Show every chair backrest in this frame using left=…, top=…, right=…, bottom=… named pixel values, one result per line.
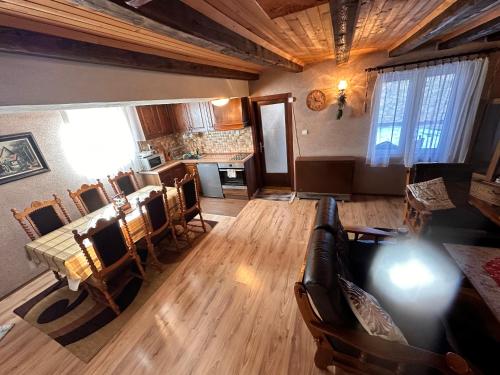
left=72, top=210, right=133, bottom=278
left=137, top=186, right=171, bottom=235
left=68, top=179, right=111, bottom=216
left=175, top=173, right=200, bottom=214
left=410, top=163, right=472, bottom=206
left=11, top=194, right=72, bottom=240
left=108, top=168, right=139, bottom=196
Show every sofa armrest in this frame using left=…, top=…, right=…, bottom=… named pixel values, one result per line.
left=344, top=225, right=396, bottom=243
left=311, top=321, right=471, bottom=374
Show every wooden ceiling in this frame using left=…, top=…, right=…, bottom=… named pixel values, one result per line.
left=0, top=0, right=499, bottom=80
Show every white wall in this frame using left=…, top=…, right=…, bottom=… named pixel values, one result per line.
left=0, top=52, right=249, bottom=109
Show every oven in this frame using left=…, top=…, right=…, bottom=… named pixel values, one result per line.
left=218, top=162, right=246, bottom=187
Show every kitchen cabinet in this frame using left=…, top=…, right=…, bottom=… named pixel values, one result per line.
left=211, top=97, right=250, bottom=131
left=167, top=102, right=214, bottom=133
left=140, top=162, right=187, bottom=187
left=136, top=105, right=174, bottom=140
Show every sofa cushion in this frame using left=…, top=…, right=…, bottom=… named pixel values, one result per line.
left=338, top=276, right=408, bottom=345
left=407, top=177, right=456, bottom=211
left=303, top=228, right=355, bottom=327
left=429, top=206, right=496, bottom=230
left=412, top=163, right=472, bottom=207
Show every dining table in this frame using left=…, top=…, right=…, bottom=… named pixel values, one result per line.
left=25, top=185, right=179, bottom=291
left=444, top=243, right=500, bottom=323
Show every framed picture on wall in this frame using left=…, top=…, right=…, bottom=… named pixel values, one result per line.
left=0, top=132, right=50, bottom=185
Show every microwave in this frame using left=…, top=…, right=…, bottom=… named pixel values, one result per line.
left=139, top=152, right=165, bottom=170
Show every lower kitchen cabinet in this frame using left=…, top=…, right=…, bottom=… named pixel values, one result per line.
left=139, top=163, right=186, bottom=187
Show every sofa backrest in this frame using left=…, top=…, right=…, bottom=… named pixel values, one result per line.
left=303, top=197, right=355, bottom=327
left=411, top=163, right=472, bottom=206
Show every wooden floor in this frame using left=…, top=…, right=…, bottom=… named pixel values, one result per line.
left=0, top=195, right=404, bottom=375
left=200, top=197, right=249, bottom=217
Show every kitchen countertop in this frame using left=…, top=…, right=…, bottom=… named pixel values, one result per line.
left=138, top=153, right=253, bottom=175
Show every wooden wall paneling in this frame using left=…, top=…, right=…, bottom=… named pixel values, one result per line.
left=93, top=0, right=303, bottom=72
left=0, top=1, right=264, bottom=74
left=389, top=0, right=499, bottom=57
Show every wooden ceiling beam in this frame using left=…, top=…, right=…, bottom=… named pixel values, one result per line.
left=439, top=16, right=500, bottom=49
left=390, top=0, right=499, bottom=57
left=329, top=0, right=360, bottom=65
left=70, top=0, right=303, bottom=72
left=0, top=26, right=259, bottom=80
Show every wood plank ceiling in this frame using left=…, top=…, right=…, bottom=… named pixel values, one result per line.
left=0, top=0, right=499, bottom=79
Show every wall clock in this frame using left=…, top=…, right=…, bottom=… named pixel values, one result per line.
left=306, top=90, right=327, bottom=111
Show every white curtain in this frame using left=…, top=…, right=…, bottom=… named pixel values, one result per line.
left=366, top=58, right=488, bottom=167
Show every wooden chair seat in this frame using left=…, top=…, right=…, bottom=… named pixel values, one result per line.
left=73, top=210, right=145, bottom=315
left=174, top=173, right=206, bottom=244
left=137, top=185, right=179, bottom=270
left=68, top=180, right=111, bottom=216
left=108, top=168, right=140, bottom=196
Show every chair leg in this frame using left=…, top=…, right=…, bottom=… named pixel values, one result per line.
left=146, top=239, right=164, bottom=272
left=52, top=270, right=62, bottom=281
left=103, top=289, right=121, bottom=316
left=170, top=222, right=181, bottom=251
left=198, top=211, right=207, bottom=233
left=314, top=345, right=334, bottom=370
left=182, top=219, right=191, bottom=245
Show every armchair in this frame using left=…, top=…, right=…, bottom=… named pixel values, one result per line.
left=296, top=197, right=472, bottom=374
left=404, top=163, right=498, bottom=246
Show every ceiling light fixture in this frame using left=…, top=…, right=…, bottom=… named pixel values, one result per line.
left=211, top=98, right=230, bottom=107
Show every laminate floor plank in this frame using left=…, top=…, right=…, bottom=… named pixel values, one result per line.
left=0, top=197, right=403, bottom=375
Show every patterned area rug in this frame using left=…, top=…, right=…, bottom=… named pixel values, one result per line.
left=13, top=220, right=216, bottom=363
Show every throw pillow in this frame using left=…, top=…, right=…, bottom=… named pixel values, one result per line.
left=407, top=177, right=456, bottom=211
left=338, top=275, right=408, bottom=345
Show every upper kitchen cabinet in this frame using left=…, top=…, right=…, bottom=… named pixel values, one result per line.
left=168, top=102, right=214, bottom=133
left=211, top=97, right=250, bottom=131
left=136, top=105, right=174, bottom=140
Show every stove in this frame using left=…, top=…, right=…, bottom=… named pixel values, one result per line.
left=231, top=153, right=249, bottom=161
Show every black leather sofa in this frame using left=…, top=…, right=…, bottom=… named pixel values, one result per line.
left=295, top=197, right=473, bottom=374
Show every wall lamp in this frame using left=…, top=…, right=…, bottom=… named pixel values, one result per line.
left=337, top=80, right=348, bottom=120
left=211, top=98, right=230, bottom=107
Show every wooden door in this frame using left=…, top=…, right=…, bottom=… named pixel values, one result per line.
left=251, top=94, right=294, bottom=188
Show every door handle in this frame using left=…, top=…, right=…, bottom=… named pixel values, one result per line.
left=259, top=142, right=264, bottom=153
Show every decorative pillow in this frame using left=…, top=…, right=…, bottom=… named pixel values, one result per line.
left=338, top=275, right=408, bottom=345
left=407, top=177, right=456, bottom=211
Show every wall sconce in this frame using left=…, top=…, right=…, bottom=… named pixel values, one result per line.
left=211, top=98, right=230, bottom=106
left=337, top=80, right=348, bottom=120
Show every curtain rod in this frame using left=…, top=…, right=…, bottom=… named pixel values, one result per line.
left=365, top=48, right=499, bottom=72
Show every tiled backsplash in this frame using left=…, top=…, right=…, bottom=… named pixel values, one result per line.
left=148, top=127, right=254, bottom=158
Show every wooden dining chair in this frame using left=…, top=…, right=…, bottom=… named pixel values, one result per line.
left=108, top=168, right=140, bottom=196
left=72, top=209, right=146, bottom=315
left=68, top=179, right=111, bottom=216
left=137, top=185, right=179, bottom=270
left=174, top=173, right=206, bottom=244
left=11, top=194, right=72, bottom=241
left=12, top=194, right=72, bottom=281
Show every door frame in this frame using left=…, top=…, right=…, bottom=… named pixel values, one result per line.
left=249, top=93, right=294, bottom=190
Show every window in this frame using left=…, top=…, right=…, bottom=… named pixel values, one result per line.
left=367, top=58, right=488, bottom=167
left=60, top=107, right=136, bottom=178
